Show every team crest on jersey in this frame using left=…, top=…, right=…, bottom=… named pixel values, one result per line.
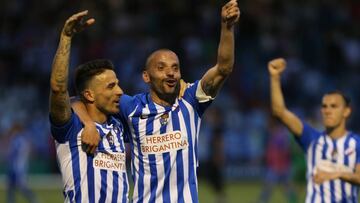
left=106, top=132, right=114, bottom=146
left=345, top=147, right=354, bottom=155
left=160, top=113, right=169, bottom=126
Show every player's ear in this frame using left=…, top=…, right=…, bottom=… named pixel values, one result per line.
left=142, top=70, right=150, bottom=83
left=83, top=89, right=95, bottom=102
left=344, top=106, right=351, bottom=118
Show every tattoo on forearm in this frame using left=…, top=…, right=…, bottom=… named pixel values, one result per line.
left=50, top=93, right=71, bottom=124
left=58, top=43, right=70, bottom=55
left=49, top=37, right=71, bottom=124
left=52, top=40, right=71, bottom=88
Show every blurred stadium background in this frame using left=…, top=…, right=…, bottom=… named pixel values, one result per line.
left=0, top=0, right=359, bottom=202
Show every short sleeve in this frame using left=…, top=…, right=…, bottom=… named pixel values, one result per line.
left=115, top=94, right=137, bottom=142
left=295, top=121, right=322, bottom=151
left=118, top=94, right=136, bottom=118
left=50, top=111, right=82, bottom=143
left=182, top=80, right=213, bottom=117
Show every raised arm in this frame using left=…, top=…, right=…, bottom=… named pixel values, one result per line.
left=49, top=11, right=95, bottom=125
left=269, top=58, right=303, bottom=136
left=201, top=0, right=240, bottom=97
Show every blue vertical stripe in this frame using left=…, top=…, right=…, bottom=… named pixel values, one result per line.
left=87, top=156, right=95, bottom=203
left=132, top=107, right=144, bottom=203
left=351, top=133, right=357, bottom=202
left=310, top=138, right=319, bottom=203
left=160, top=108, right=171, bottom=203
left=99, top=170, right=108, bottom=203
left=179, top=102, right=198, bottom=202
left=70, top=146, right=82, bottom=203
left=172, top=106, right=184, bottom=203
left=67, top=190, right=74, bottom=203
left=342, top=135, right=351, bottom=202
left=162, top=152, right=171, bottom=202
left=320, top=136, right=328, bottom=203
left=194, top=112, right=199, bottom=166
left=146, top=102, right=158, bottom=203
left=330, top=140, right=336, bottom=202
left=122, top=172, right=128, bottom=203
left=111, top=171, right=119, bottom=203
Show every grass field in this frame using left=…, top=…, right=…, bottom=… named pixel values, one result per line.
left=0, top=180, right=307, bottom=203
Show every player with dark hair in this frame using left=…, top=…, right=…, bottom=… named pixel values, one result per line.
left=49, top=11, right=128, bottom=202
left=269, top=58, right=360, bottom=202
left=75, top=1, right=240, bottom=202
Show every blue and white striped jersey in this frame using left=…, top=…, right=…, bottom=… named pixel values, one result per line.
left=50, top=112, right=129, bottom=203
left=296, top=122, right=360, bottom=203
left=118, top=80, right=212, bottom=203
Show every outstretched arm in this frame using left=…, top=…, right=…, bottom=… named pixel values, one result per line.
left=49, top=10, right=95, bottom=125
left=201, top=0, right=240, bottom=97
left=269, top=58, right=303, bottom=136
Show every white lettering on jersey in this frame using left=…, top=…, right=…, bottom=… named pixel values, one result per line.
left=140, top=130, right=188, bottom=155
left=93, top=152, right=126, bottom=172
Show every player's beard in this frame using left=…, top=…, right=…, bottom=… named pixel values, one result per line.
left=151, top=81, right=179, bottom=105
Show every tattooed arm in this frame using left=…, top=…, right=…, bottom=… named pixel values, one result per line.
left=49, top=10, right=95, bottom=125
left=200, top=0, right=240, bottom=97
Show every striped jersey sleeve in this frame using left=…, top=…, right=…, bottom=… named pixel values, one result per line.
left=295, top=121, right=322, bottom=151
left=182, top=80, right=213, bottom=116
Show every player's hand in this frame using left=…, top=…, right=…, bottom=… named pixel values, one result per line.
left=313, top=168, right=340, bottom=184
left=222, top=0, right=240, bottom=28
left=178, top=79, right=187, bottom=98
left=268, top=58, right=286, bottom=76
left=62, top=10, right=95, bottom=37
left=81, top=122, right=100, bottom=154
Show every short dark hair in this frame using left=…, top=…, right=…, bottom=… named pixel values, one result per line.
left=324, top=90, right=351, bottom=107
left=75, top=59, right=115, bottom=96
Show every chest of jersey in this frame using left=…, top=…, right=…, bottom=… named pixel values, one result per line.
left=311, top=136, right=357, bottom=172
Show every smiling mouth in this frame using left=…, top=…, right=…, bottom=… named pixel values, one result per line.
left=165, top=79, right=177, bottom=87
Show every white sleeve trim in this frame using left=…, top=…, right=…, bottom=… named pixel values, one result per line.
left=195, top=80, right=215, bottom=103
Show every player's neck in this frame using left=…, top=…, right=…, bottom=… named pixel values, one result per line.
left=326, top=124, right=347, bottom=139
left=150, top=91, right=176, bottom=107
left=86, top=105, right=107, bottom=124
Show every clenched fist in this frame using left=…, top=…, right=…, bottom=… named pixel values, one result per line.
left=222, top=0, right=240, bottom=29
left=268, top=58, right=286, bottom=76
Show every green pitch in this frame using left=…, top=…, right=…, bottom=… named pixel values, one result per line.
left=0, top=181, right=306, bottom=203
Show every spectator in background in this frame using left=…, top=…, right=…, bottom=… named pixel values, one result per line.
left=258, top=117, right=296, bottom=203
left=6, top=123, right=38, bottom=203
left=206, top=107, right=226, bottom=203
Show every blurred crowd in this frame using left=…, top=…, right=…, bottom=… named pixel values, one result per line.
left=0, top=0, right=359, bottom=182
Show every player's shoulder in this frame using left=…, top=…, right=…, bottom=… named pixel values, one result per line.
left=349, top=132, right=360, bottom=142
left=181, top=80, right=199, bottom=99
